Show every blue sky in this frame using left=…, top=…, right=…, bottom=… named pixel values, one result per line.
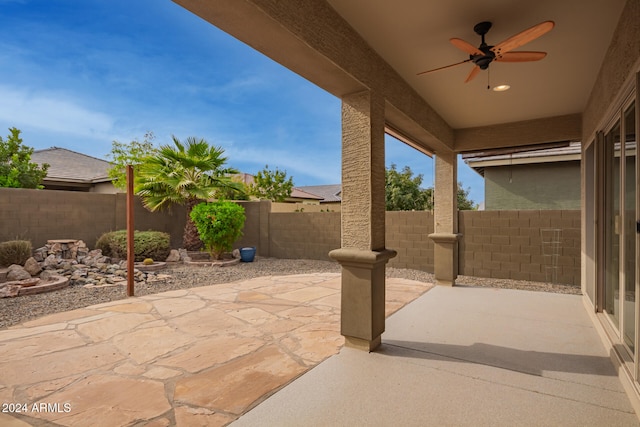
left=0, top=0, right=484, bottom=204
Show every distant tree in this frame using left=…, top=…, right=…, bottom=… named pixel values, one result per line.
left=457, top=184, right=477, bottom=210
left=0, top=127, right=49, bottom=189
left=134, top=136, right=242, bottom=250
left=106, top=131, right=157, bottom=190
left=385, top=164, right=430, bottom=211
left=385, top=164, right=476, bottom=211
left=248, top=165, right=294, bottom=202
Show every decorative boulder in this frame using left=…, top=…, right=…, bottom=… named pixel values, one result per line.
left=33, top=246, right=48, bottom=262
left=23, top=257, right=42, bottom=276
left=0, top=284, right=21, bottom=298
left=166, top=249, right=180, bottom=262
left=6, top=264, right=31, bottom=281
left=43, top=254, right=60, bottom=269
left=40, top=270, right=57, bottom=281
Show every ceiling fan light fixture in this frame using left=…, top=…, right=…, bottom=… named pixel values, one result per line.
left=492, top=84, right=510, bottom=92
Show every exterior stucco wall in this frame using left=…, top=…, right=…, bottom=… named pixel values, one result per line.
left=582, top=0, right=640, bottom=141
left=90, top=182, right=119, bottom=194
left=581, top=0, right=640, bottom=300
left=485, top=161, right=581, bottom=210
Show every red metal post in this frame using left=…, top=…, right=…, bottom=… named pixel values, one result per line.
left=126, top=165, right=135, bottom=297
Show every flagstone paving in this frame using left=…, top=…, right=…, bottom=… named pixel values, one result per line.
left=0, top=273, right=433, bottom=426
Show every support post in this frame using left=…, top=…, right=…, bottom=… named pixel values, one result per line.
left=329, top=90, right=396, bottom=351
left=126, top=165, right=135, bottom=297
left=429, top=150, right=460, bottom=286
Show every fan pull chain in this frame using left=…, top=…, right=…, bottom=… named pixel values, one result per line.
left=487, top=67, right=490, bottom=90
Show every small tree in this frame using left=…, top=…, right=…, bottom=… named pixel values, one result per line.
left=0, top=128, right=49, bottom=189
left=190, top=201, right=246, bottom=259
left=134, top=136, right=242, bottom=251
left=106, top=131, right=157, bottom=190
left=248, top=165, right=294, bottom=202
left=385, top=164, right=477, bottom=211
left=385, top=164, right=430, bottom=211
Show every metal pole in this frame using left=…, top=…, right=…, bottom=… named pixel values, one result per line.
left=126, top=165, right=135, bottom=297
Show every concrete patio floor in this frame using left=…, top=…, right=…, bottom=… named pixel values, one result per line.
left=234, top=285, right=640, bottom=427
left=0, top=273, right=432, bottom=426
left=1, top=274, right=638, bottom=426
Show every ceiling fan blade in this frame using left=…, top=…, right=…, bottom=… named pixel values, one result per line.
left=495, top=51, right=547, bottom=62
left=464, top=65, right=481, bottom=83
left=417, top=59, right=471, bottom=75
left=450, top=38, right=483, bottom=55
left=491, top=21, right=554, bottom=55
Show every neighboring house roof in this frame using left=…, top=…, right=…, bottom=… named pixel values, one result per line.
left=462, top=142, right=582, bottom=177
left=289, top=188, right=324, bottom=201
left=296, top=184, right=342, bottom=203
left=31, top=147, right=113, bottom=184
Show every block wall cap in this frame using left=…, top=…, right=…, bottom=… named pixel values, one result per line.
left=329, top=248, right=397, bottom=265
left=428, top=233, right=462, bottom=243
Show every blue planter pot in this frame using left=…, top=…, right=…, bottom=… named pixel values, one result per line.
left=240, top=247, right=256, bottom=262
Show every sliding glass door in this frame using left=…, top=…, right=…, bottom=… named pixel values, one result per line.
left=603, top=101, right=637, bottom=356
left=623, top=103, right=636, bottom=353
left=604, top=121, right=621, bottom=327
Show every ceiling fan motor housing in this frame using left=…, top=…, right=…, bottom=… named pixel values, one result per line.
left=472, top=21, right=495, bottom=69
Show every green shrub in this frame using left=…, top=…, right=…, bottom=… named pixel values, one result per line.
left=95, top=230, right=170, bottom=262
left=190, top=201, right=245, bottom=260
left=0, top=240, right=32, bottom=267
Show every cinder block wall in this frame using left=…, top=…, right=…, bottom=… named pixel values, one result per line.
left=269, top=212, right=340, bottom=260
left=386, top=211, right=434, bottom=270
left=458, top=210, right=581, bottom=284
left=0, top=188, right=581, bottom=285
left=0, top=188, right=186, bottom=249
left=234, top=201, right=269, bottom=255
left=266, top=209, right=581, bottom=285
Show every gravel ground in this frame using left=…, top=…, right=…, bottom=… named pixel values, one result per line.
left=0, top=258, right=580, bottom=330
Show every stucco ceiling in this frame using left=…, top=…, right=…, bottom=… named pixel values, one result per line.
left=326, top=0, right=626, bottom=130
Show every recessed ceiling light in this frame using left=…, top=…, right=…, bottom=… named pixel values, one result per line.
left=493, top=84, right=510, bottom=92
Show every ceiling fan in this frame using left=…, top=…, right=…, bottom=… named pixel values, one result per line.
left=417, top=20, right=555, bottom=83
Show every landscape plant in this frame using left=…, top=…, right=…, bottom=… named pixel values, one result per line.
left=134, top=136, right=244, bottom=250
left=95, top=230, right=170, bottom=262
left=248, top=165, right=294, bottom=202
left=0, top=127, right=49, bottom=189
left=190, top=201, right=246, bottom=260
left=0, top=240, right=32, bottom=266
left=106, top=131, right=157, bottom=190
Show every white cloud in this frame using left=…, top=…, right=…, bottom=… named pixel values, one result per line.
left=225, top=142, right=341, bottom=184
left=0, top=85, right=114, bottom=139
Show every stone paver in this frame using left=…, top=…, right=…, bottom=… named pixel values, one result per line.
left=0, top=273, right=433, bottom=426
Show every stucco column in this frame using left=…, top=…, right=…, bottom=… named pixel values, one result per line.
left=429, top=150, right=460, bottom=286
left=329, top=90, right=396, bottom=351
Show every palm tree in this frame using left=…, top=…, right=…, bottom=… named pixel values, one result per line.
left=135, top=136, right=243, bottom=250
